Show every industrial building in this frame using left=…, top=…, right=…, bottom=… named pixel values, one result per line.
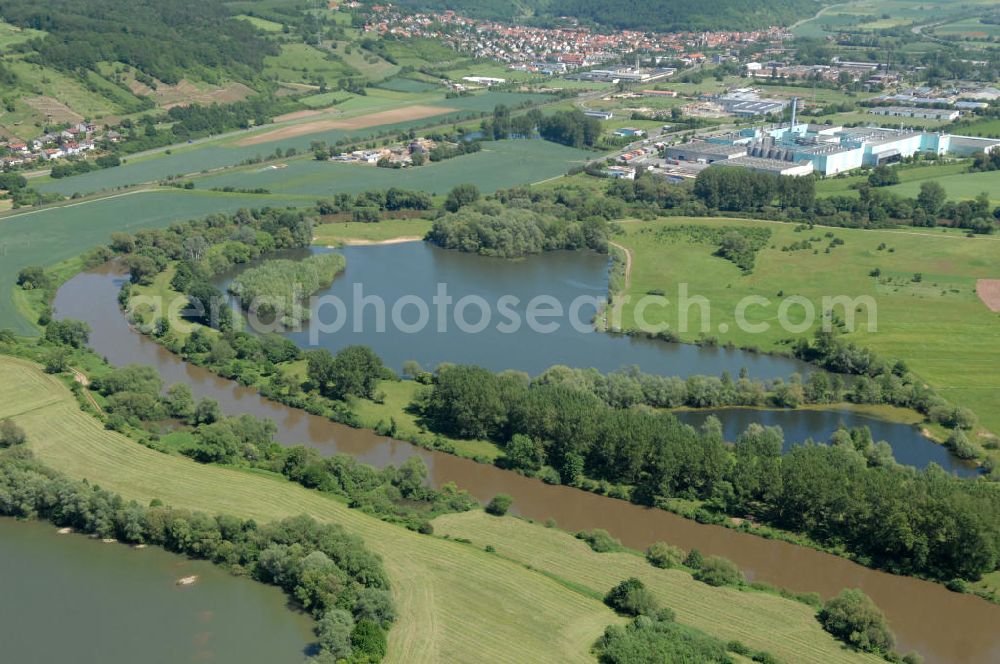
left=705, top=89, right=789, bottom=117
left=664, top=141, right=747, bottom=163
left=665, top=113, right=1000, bottom=177
left=869, top=107, right=960, bottom=121
left=566, top=66, right=674, bottom=83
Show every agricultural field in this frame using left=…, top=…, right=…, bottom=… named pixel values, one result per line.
left=196, top=139, right=597, bottom=197
left=1, top=354, right=883, bottom=664
left=791, top=0, right=997, bottom=38
left=234, top=14, right=286, bottom=32
left=614, top=217, right=1000, bottom=437
left=380, top=37, right=467, bottom=70
left=933, top=17, right=1000, bottom=39
left=0, top=190, right=301, bottom=336
left=815, top=162, right=1000, bottom=206
left=34, top=90, right=551, bottom=196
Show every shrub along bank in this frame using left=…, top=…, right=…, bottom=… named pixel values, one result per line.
left=228, top=253, right=346, bottom=328
left=0, top=447, right=392, bottom=663
left=419, top=363, right=1000, bottom=584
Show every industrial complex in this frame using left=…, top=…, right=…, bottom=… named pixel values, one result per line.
left=663, top=100, right=1000, bottom=177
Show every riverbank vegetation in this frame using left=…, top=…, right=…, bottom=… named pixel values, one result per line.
left=0, top=352, right=898, bottom=664
left=0, top=447, right=393, bottom=663
left=228, top=253, right=345, bottom=328
left=426, top=200, right=609, bottom=257
left=419, top=363, right=1000, bottom=584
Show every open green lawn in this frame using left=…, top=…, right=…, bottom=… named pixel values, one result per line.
left=615, top=217, right=1000, bottom=438
left=815, top=161, right=971, bottom=197
left=886, top=170, right=1000, bottom=204
left=263, top=43, right=358, bottom=85
left=0, top=19, right=44, bottom=48
left=957, top=118, right=1000, bottom=138
left=313, top=219, right=434, bottom=245
left=196, top=139, right=597, bottom=197
left=1, top=354, right=883, bottom=664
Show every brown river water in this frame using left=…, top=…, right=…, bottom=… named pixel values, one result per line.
left=53, top=266, right=1000, bottom=663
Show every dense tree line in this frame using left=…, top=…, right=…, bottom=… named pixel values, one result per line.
left=316, top=188, right=434, bottom=218
left=417, top=364, right=1000, bottom=582
left=537, top=109, right=602, bottom=149
left=229, top=253, right=345, bottom=327
left=0, top=448, right=392, bottom=662
left=606, top=169, right=998, bottom=234
left=693, top=168, right=817, bottom=212
left=49, top=155, right=120, bottom=179
left=65, top=355, right=477, bottom=532
left=0, top=0, right=277, bottom=84
left=480, top=105, right=541, bottom=140
left=595, top=606, right=747, bottom=664
left=165, top=98, right=298, bottom=139
left=426, top=200, right=609, bottom=258
left=0, top=171, right=62, bottom=208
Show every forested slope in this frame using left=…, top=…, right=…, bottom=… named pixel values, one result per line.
left=0, top=0, right=277, bottom=84
left=392, top=0, right=821, bottom=31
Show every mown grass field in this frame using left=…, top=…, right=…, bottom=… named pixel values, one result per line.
left=435, top=511, right=883, bottom=664
left=1, top=354, right=882, bottom=664
left=196, top=139, right=596, bottom=197
left=887, top=170, right=1000, bottom=204
left=614, top=217, right=1000, bottom=438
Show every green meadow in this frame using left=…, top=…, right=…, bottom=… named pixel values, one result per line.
left=815, top=161, right=1000, bottom=204
left=614, top=217, right=1000, bottom=437
left=195, top=139, right=596, bottom=197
